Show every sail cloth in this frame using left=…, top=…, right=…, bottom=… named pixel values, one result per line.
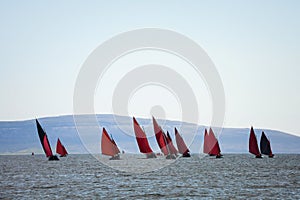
left=260, top=131, right=273, bottom=157
left=208, top=128, right=221, bottom=155
left=133, top=117, right=155, bottom=154
left=166, top=131, right=178, bottom=155
left=56, top=138, right=68, bottom=157
left=36, top=119, right=53, bottom=157
left=101, top=128, right=120, bottom=156
left=203, top=129, right=209, bottom=154
left=174, top=128, right=190, bottom=155
left=249, top=127, right=261, bottom=156
left=152, top=117, right=169, bottom=155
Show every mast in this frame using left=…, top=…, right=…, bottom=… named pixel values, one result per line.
left=249, top=127, right=262, bottom=158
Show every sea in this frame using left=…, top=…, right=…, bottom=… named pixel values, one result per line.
left=0, top=154, right=299, bottom=199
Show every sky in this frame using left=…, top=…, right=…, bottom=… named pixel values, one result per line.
left=0, top=1, right=299, bottom=136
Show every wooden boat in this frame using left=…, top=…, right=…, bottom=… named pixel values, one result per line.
left=133, top=117, right=156, bottom=158
left=174, top=128, right=191, bottom=157
left=260, top=131, right=274, bottom=158
left=35, top=119, right=59, bottom=161
left=101, top=128, right=120, bottom=160
left=203, top=128, right=222, bottom=158
left=166, top=131, right=178, bottom=156
left=208, top=128, right=222, bottom=158
left=249, top=126, right=262, bottom=158
left=152, top=116, right=176, bottom=159
left=56, top=138, right=68, bottom=157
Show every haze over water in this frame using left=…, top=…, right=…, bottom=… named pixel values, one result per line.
left=1, top=154, right=299, bottom=199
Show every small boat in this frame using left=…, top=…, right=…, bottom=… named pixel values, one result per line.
left=56, top=138, right=68, bottom=157
left=133, top=117, right=156, bottom=158
left=260, top=131, right=274, bottom=158
left=174, top=128, right=191, bottom=157
left=101, top=128, right=120, bottom=160
left=36, top=119, right=59, bottom=161
left=208, top=128, right=223, bottom=158
left=166, top=131, right=178, bottom=156
left=152, top=116, right=176, bottom=159
left=203, top=128, right=222, bottom=158
left=249, top=126, right=262, bottom=158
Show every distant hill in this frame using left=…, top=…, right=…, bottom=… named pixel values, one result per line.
left=0, top=114, right=299, bottom=155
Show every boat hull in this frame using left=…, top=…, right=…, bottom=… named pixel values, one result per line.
left=48, top=155, right=59, bottom=161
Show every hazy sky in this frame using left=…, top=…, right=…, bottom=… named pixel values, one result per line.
left=0, top=1, right=299, bottom=136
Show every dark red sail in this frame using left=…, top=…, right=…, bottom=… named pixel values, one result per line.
left=203, top=129, right=209, bottom=153
left=208, top=128, right=221, bottom=156
left=175, top=128, right=190, bottom=156
left=101, top=128, right=119, bottom=157
left=249, top=126, right=262, bottom=158
left=166, top=131, right=178, bottom=155
left=133, top=117, right=156, bottom=157
left=152, top=116, right=169, bottom=155
left=36, top=119, right=53, bottom=157
left=56, top=138, right=68, bottom=157
left=260, top=131, right=274, bottom=157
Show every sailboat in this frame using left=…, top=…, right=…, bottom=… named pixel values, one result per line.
left=260, top=131, right=274, bottom=158
left=101, top=128, right=120, bottom=160
left=166, top=131, right=178, bottom=156
left=35, top=119, right=59, bottom=161
left=249, top=126, right=262, bottom=158
left=203, top=128, right=222, bottom=158
left=152, top=116, right=176, bottom=159
left=56, top=138, right=68, bottom=157
left=133, top=117, right=156, bottom=158
left=174, top=128, right=191, bottom=157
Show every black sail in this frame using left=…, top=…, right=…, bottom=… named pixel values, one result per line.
left=260, top=131, right=272, bottom=156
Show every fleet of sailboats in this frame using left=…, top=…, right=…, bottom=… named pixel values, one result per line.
left=152, top=116, right=177, bottom=159
left=249, top=127, right=274, bottom=158
left=203, top=128, right=223, bottom=158
left=35, top=117, right=276, bottom=161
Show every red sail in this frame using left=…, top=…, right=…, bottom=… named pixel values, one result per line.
left=36, top=119, right=53, bottom=157
left=43, top=135, right=53, bottom=157
left=101, top=128, right=119, bottom=156
left=166, top=131, right=178, bottom=154
left=175, top=128, right=190, bottom=154
left=111, top=136, right=120, bottom=154
left=152, top=116, right=169, bottom=155
left=56, top=138, right=68, bottom=157
left=203, top=129, right=209, bottom=153
left=133, top=117, right=154, bottom=154
left=249, top=126, right=261, bottom=156
left=208, top=128, right=221, bottom=155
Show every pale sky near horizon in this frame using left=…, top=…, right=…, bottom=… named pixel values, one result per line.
left=0, top=1, right=299, bottom=136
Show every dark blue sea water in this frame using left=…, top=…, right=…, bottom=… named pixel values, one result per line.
left=0, top=154, right=299, bottom=199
